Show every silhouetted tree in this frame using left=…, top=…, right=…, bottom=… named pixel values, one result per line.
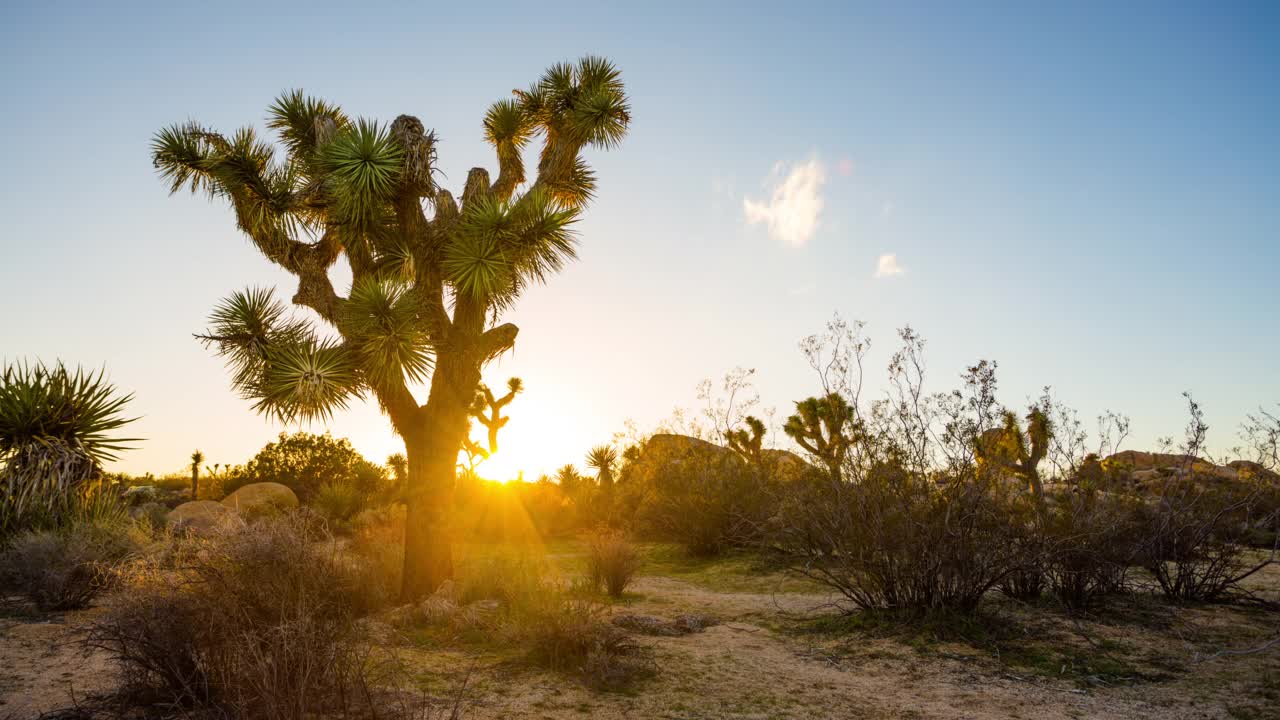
left=154, top=58, right=630, bottom=599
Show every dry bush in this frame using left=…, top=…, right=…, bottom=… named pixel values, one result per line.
left=635, top=450, right=775, bottom=557
left=0, top=521, right=145, bottom=611
left=585, top=528, right=642, bottom=597
left=396, top=548, right=653, bottom=691
left=1131, top=395, right=1277, bottom=603
left=454, top=549, right=552, bottom=608
left=1039, top=488, right=1140, bottom=610
left=348, top=504, right=406, bottom=610
left=779, top=464, right=1020, bottom=614
left=1135, top=476, right=1273, bottom=602
left=521, top=595, right=654, bottom=691
left=84, top=512, right=393, bottom=719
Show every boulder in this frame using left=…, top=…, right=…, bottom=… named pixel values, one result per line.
left=1228, top=460, right=1280, bottom=483
left=168, top=500, right=237, bottom=536
left=628, top=433, right=810, bottom=485
left=1104, top=450, right=1204, bottom=472
left=220, top=482, right=299, bottom=516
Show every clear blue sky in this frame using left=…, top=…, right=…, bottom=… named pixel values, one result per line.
left=2, top=1, right=1277, bottom=475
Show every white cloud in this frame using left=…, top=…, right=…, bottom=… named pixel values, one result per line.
left=743, top=158, right=825, bottom=247
left=875, top=253, right=904, bottom=278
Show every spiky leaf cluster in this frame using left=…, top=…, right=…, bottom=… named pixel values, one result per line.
left=784, top=394, right=855, bottom=472
left=155, top=58, right=629, bottom=429
left=0, top=362, right=138, bottom=526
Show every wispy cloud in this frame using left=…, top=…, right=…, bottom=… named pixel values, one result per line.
left=743, top=158, right=825, bottom=247
left=875, top=253, right=904, bottom=278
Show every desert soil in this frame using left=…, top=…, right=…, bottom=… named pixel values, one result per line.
left=3, top=552, right=1278, bottom=720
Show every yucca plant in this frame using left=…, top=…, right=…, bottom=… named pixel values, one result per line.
left=152, top=57, right=631, bottom=600
left=0, top=362, right=137, bottom=539
left=585, top=445, right=618, bottom=491
left=190, top=449, right=204, bottom=499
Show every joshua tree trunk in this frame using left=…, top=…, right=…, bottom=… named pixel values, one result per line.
left=399, top=351, right=482, bottom=601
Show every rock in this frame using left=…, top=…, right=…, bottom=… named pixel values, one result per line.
left=1104, top=450, right=1204, bottom=472
left=627, top=433, right=810, bottom=485
left=168, top=500, right=238, bottom=536
left=1228, top=460, right=1280, bottom=483
left=220, top=482, right=299, bottom=516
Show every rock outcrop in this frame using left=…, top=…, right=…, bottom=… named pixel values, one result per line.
left=220, top=482, right=299, bottom=516
left=626, top=433, right=811, bottom=485
left=167, top=500, right=238, bottom=535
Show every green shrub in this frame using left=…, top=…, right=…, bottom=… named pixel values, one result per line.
left=585, top=528, right=642, bottom=597
left=0, top=521, right=146, bottom=611
left=221, top=432, right=389, bottom=504
left=313, top=480, right=366, bottom=524
left=0, top=361, right=137, bottom=540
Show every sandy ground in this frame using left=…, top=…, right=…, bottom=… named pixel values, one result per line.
left=395, top=570, right=1280, bottom=720
left=2, top=560, right=1277, bottom=719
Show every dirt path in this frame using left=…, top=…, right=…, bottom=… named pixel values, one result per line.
left=403, top=574, right=1273, bottom=720
left=0, top=613, right=115, bottom=718
left=3, top=569, right=1275, bottom=719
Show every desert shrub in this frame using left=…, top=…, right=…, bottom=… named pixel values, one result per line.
left=349, top=504, right=406, bottom=609
left=455, top=549, right=551, bottom=608
left=0, top=361, right=137, bottom=540
left=1038, top=488, right=1140, bottom=610
left=313, top=480, right=366, bottom=525
left=778, top=463, right=1020, bottom=614
left=405, top=547, right=652, bottom=690
left=585, top=527, right=642, bottom=597
left=521, top=595, right=654, bottom=691
left=1134, top=475, right=1273, bottom=602
left=0, top=520, right=145, bottom=611
left=633, top=439, right=776, bottom=556
left=221, top=432, right=389, bottom=504
left=85, top=512, right=380, bottom=719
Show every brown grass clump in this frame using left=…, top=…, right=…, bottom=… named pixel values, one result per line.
left=0, top=521, right=146, bottom=611
left=585, top=527, right=642, bottom=598
left=522, top=595, right=655, bottom=691
left=84, top=512, right=392, bottom=720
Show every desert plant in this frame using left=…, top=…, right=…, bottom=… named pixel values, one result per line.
left=0, top=521, right=145, bottom=611
left=636, top=441, right=773, bottom=556
left=1134, top=395, right=1277, bottom=602
left=222, top=432, right=387, bottom=503
left=470, top=377, right=523, bottom=455
left=313, top=480, right=366, bottom=524
left=585, top=445, right=619, bottom=492
left=0, top=361, right=137, bottom=539
left=522, top=594, right=654, bottom=690
left=86, top=512, right=380, bottom=719
left=585, top=527, right=642, bottom=597
left=974, top=408, right=1051, bottom=502
left=783, top=393, right=855, bottom=476
left=725, top=415, right=767, bottom=466
left=189, top=449, right=203, bottom=500
left=156, top=57, right=631, bottom=600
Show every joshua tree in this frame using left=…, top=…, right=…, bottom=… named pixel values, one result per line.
left=153, top=57, right=631, bottom=599
left=585, top=444, right=618, bottom=491
left=190, top=449, right=204, bottom=499
left=784, top=393, right=855, bottom=476
left=470, top=377, right=523, bottom=454
left=726, top=415, right=766, bottom=466
left=555, top=463, right=585, bottom=495
left=974, top=408, right=1051, bottom=501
